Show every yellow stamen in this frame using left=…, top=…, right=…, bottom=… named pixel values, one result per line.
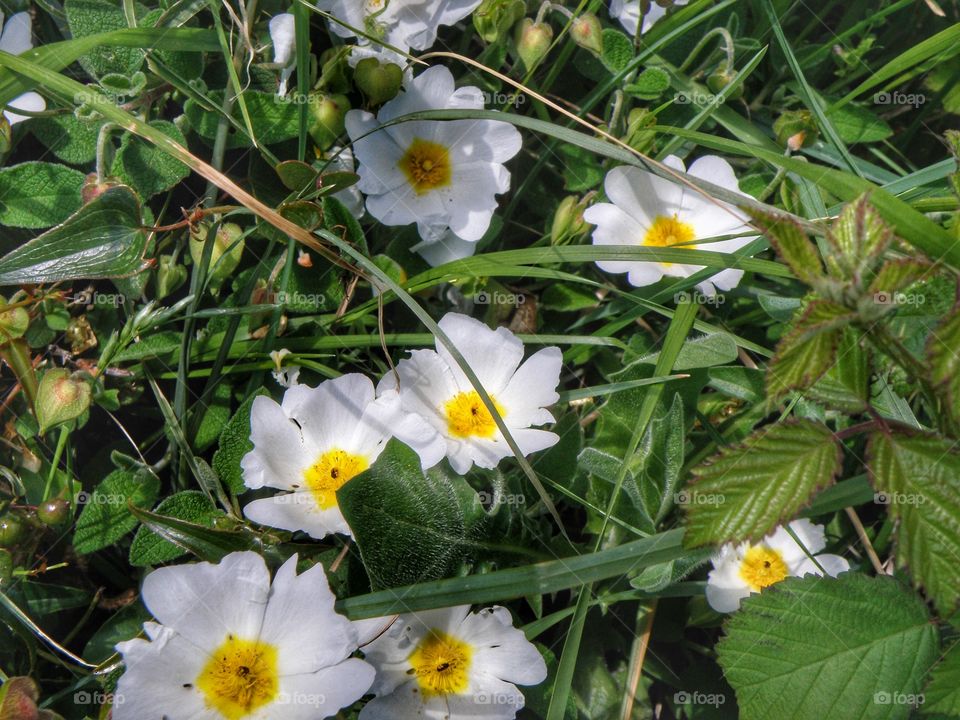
left=304, top=449, right=369, bottom=509
left=399, top=138, right=452, bottom=194
left=739, top=546, right=788, bottom=591
left=409, top=629, right=473, bottom=697
left=444, top=391, right=505, bottom=439
left=643, top=214, right=696, bottom=248
left=196, top=636, right=278, bottom=720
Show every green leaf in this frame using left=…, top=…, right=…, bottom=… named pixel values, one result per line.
left=807, top=327, right=869, bottom=412
left=869, top=432, right=960, bottom=615
left=212, top=390, right=268, bottom=495
left=65, top=0, right=146, bottom=78
left=749, top=210, right=824, bottom=285
left=30, top=115, right=102, bottom=164
left=0, top=186, right=148, bottom=286
left=600, top=28, right=634, bottom=73
left=826, top=194, right=893, bottom=280
left=767, top=300, right=854, bottom=398
left=824, top=103, right=893, bottom=144
left=129, top=503, right=257, bottom=563
left=195, top=383, right=232, bottom=452
left=184, top=91, right=300, bottom=148
left=640, top=332, right=738, bottom=370
left=0, top=162, right=85, bottom=229
left=868, top=258, right=933, bottom=296
left=73, top=469, right=160, bottom=554
left=337, top=439, right=477, bottom=590
left=718, top=574, right=938, bottom=720
left=927, top=306, right=960, bottom=425
left=923, top=642, right=960, bottom=716
left=625, top=66, right=671, bottom=98
left=112, top=120, right=190, bottom=198
left=685, top=420, right=842, bottom=546
left=129, top=491, right=226, bottom=567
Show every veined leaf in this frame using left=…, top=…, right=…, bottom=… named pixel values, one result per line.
left=685, top=420, right=842, bottom=546
left=128, top=504, right=259, bottom=562
left=718, top=574, right=938, bottom=720
left=923, top=642, right=960, bottom=716
left=749, top=209, right=824, bottom=286
left=868, top=431, right=960, bottom=615
left=128, top=491, right=226, bottom=567
left=807, top=327, right=869, bottom=413
left=927, top=306, right=960, bottom=425
left=73, top=469, right=160, bottom=554
left=0, top=162, right=84, bottom=229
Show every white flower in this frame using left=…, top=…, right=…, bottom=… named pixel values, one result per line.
left=345, top=65, right=521, bottom=263
left=316, top=0, right=483, bottom=64
left=269, top=12, right=296, bottom=96
left=114, top=551, right=374, bottom=720
left=0, top=12, right=45, bottom=125
left=358, top=605, right=547, bottom=720
left=705, top=519, right=851, bottom=613
left=610, top=0, right=689, bottom=36
left=241, top=374, right=436, bottom=538
left=583, top=154, right=757, bottom=296
left=377, top=312, right=561, bottom=474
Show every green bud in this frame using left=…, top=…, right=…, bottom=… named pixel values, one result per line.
left=515, top=19, right=553, bottom=70
left=0, top=114, right=10, bottom=156
left=35, top=368, right=92, bottom=434
left=354, top=58, right=403, bottom=107
left=571, top=13, right=603, bottom=55
left=0, top=296, right=29, bottom=340
left=307, top=93, right=351, bottom=150
left=190, top=223, right=245, bottom=289
left=705, top=67, right=743, bottom=100
left=623, top=108, right=656, bottom=154
left=318, top=47, right=352, bottom=94
left=473, top=0, right=525, bottom=43
left=550, top=196, right=590, bottom=245
left=0, top=677, right=39, bottom=720
left=773, top=109, right=818, bottom=150
left=0, top=513, right=24, bottom=547
left=37, top=498, right=70, bottom=526
left=155, top=254, right=188, bottom=300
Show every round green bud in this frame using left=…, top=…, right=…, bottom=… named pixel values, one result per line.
left=307, top=93, right=351, bottom=150
left=354, top=58, right=403, bottom=107
left=516, top=18, right=553, bottom=70
left=37, top=498, right=70, bottom=526
left=35, top=369, right=92, bottom=435
left=0, top=296, right=29, bottom=340
left=0, top=513, right=24, bottom=547
left=571, top=13, right=603, bottom=55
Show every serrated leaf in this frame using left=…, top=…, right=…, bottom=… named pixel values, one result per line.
left=718, top=574, right=938, bottom=720
left=112, top=120, right=190, bottom=198
left=184, top=90, right=300, bottom=148
left=807, top=327, right=869, bottom=412
left=0, top=162, right=85, bottom=229
left=923, top=642, right=960, bottom=716
left=927, top=306, right=960, bottom=425
left=30, top=115, right=102, bottom=164
left=337, top=439, right=476, bottom=590
left=65, top=0, right=147, bottom=78
left=213, top=390, right=269, bottom=495
left=869, top=431, right=960, bottom=614
left=749, top=210, right=824, bottom=285
left=0, top=186, right=148, bottom=286
left=600, top=28, right=634, bottom=73
left=685, top=420, right=841, bottom=546
left=868, top=258, right=932, bottom=295
left=73, top=469, right=160, bottom=554
left=129, top=491, right=226, bottom=567
left=767, top=300, right=855, bottom=398
left=129, top=503, right=257, bottom=563
left=826, top=194, right=893, bottom=280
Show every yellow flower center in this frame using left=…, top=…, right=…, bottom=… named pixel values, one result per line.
left=409, top=629, right=473, bottom=697
left=739, top=546, right=788, bottom=591
left=643, top=214, right=696, bottom=248
left=195, top=636, right=278, bottom=720
left=400, top=138, right=452, bottom=194
left=444, top=391, right=505, bottom=439
left=304, top=449, right=369, bottom=509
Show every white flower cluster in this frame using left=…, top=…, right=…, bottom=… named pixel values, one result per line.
left=241, top=311, right=562, bottom=540
left=114, top=552, right=546, bottom=720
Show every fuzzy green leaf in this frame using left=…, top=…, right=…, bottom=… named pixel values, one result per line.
left=184, top=91, right=300, bottom=148
left=927, top=306, right=960, bottom=425
left=718, top=574, right=938, bottom=720
left=923, top=642, right=960, bottom=716
left=64, top=0, right=147, bottom=78
left=112, top=120, right=190, bottom=198
left=807, top=327, right=869, bottom=412
left=73, top=469, right=160, bottom=554
left=212, top=390, right=269, bottom=495
left=685, top=420, right=841, bottom=546
left=826, top=194, right=892, bottom=280
left=0, top=162, right=85, bottom=229
left=869, top=431, right=960, bottom=614
left=129, top=503, right=256, bottom=563
left=750, top=211, right=824, bottom=285
left=30, top=115, right=102, bottom=164
left=128, top=491, right=226, bottom=567
left=600, top=29, right=634, bottom=73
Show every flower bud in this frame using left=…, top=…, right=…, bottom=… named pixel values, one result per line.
left=37, top=498, right=71, bottom=526
left=308, top=93, right=351, bottom=150
left=0, top=114, right=11, bottom=156
left=155, top=254, right=188, bottom=299
left=190, top=222, right=245, bottom=290
left=550, top=196, right=589, bottom=245
left=354, top=58, right=403, bottom=107
left=571, top=13, right=603, bottom=55
left=773, top=109, right=818, bottom=150
left=623, top=108, right=656, bottom=154
left=706, top=67, right=743, bottom=100
left=473, top=0, right=525, bottom=43
left=0, top=296, right=29, bottom=340
left=35, top=368, right=92, bottom=434
left=0, top=512, right=24, bottom=547
left=81, top=172, right=121, bottom=204
left=516, top=19, right=553, bottom=70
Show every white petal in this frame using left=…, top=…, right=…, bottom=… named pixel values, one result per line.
left=626, top=263, right=666, bottom=287
left=281, top=374, right=378, bottom=454
left=241, top=396, right=309, bottom=491
left=269, top=13, right=296, bottom=67
left=260, top=556, right=359, bottom=674
left=795, top=553, right=850, bottom=578
left=461, top=607, right=547, bottom=686
left=436, top=312, right=524, bottom=394
left=368, top=388, right=447, bottom=469
left=243, top=492, right=352, bottom=539
left=359, top=684, right=446, bottom=719
left=378, top=65, right=457, bottom=125
left=705, top=582, right=751, bottom=613
left=605, top=163, right=684, bottom=222
left=0, top=12, right=33, bottom=55
left=414, top=231, right=479, bottom=266
left=584, top=201, right=647, bottom=275
left=3, top=91, right=44, bottom=125
left=767, top=519, right=827, bottom=569
left=275, top=659, right=375, bottom=719
left=354, top=615, right=399, bottom=647
left=498, top=347, right=561, bottom=426
left=381, top=349, right=460, bottom=432
left=140, top=552, right=271, bottom=652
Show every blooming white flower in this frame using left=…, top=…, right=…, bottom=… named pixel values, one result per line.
left=0, top=12, right=45, bottom=125
left=358, top=605, right=547, bottom=720
left=345, top=65, right=521, bottom=264
left=315, top=0, right=483, bottom=65
left=114, top=551, right=374, bottom=720
left=584, top=154, right=757, bottom=296
left=241, top=374, right=436, bottom=538
left=610, top=0, right=689, bottom=36
left=378, top=312, right=562, bottom=474
left=269, top=12, right=296, bottom=96
left=705, top=519, right=851, bottom=612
